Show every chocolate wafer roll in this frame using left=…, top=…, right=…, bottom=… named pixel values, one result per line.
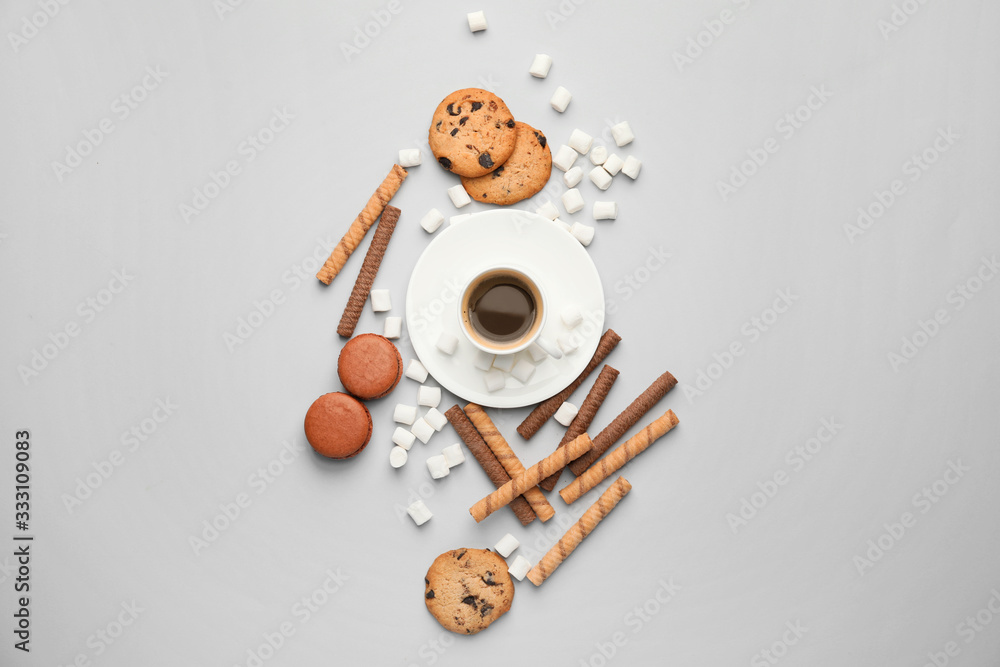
left=538, top=365, right=620, bottom=492
left=526, top=477, right=632, bottom=586
left=568, top=370, right=677, bottom=476
left=317, top=164, right=407, bottom=285
left=516, top=329, right=622, bottom=440
left=464, top=403, right=555, bottom=522
left=469, top=434, right=592, bottom=523
left=444, top=405, right=536, bottom=525
left=336, top=206, right=400, bottom=338
left=560, top=410, right=678, bottom=504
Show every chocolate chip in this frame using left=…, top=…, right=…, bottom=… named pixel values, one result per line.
left=446, top=103, right=461, bottom=116
left=481, top=572, right=498, bottom=585
left=450, top=128, right=458, bottom=136
left=435, top=120, right=442, bottom=130
left=459, top=116, right=469, bottom=126
left=491, top=166, right=504, bottom=179
left=506, top=119, right=515, bottom=129
left=456, top=550, right=466, bottom=560
left=489, top=101, right=498, bottom=111
left=478, top=153, right=493, bottom=169
left=424, top=577, right=430, bottom=584
left=438, top=157, right=452, bottom=170
left=534, top=131, right=547, bottom=148
left=471, top=101, right=483, bottom=112
left=461, top=596, right=478, bottom=609
left=425, top=590, right=435, bottom=599
left=480, top=602, right=494, bottom=617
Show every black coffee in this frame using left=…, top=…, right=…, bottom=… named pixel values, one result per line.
left=469, top=278, right=536, bottom=342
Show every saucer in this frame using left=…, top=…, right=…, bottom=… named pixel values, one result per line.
left=405, top=209, right=605, bottom=408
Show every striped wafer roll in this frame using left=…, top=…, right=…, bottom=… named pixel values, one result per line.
left=336, top=205, right=400, bottom=338
left=516, top=329, right=622, bottom=440
left=464, top=403, right=555, bottom=522
left=539, top=365, right=620, bottom=491
left=526, top=476, right=632, bottom=586
left=444, top=405, right=536, bottom=525
left=568, top=370, right=677, bottom=476
left=560, top=410, right=678, bottom=504
left=469, top=434, right=592, bottom=523
left=317, top=164, right=407, bottom=285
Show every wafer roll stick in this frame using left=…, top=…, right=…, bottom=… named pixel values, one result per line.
left=569, top=370, right=677, bottom=476
left=444, top=406, right=536, bottom=525
left=527, top=477, right=632, bottom=586
left=517, top=329, right=622, bottom=440
left=317, top=164, right=407, bottom=285
left=539, top=365, right=620, bottom=492
left=560, top=410, right=678, bottom=504
left=464, top=403, right=555, bottom=522
left=470, top=434, right=592, bottom=523
left=336, top=205, right=400, bottom=338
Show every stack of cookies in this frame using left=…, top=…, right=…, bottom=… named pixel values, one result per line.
left=429, top=88, right=551, bottom=206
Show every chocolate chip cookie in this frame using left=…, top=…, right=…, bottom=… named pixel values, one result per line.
left=429, top=89, right=517, bottom=178
left=461, top=122, right=551, bottom=205
left=424, top=548, right=514, bottom=634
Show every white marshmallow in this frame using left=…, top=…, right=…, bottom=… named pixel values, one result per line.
left=448, top=184, right=472, bottom=208
left=611, top=121, right=635, bottom=146
left=384, top=316, right=402, bottom=339
left=535, top=336, right=563, bottom=359
left=570, top=222, right=595, bottom=246
left=424, top=407, right=448, bottom=431
left=467, top=10, right=487, bottom=32
left=392, top=426, right=416, bottom=450
left=418, top=386, right=441, bottom=408
left=411, top=418, right=435, bottom=444
left=484, top=369, right=506, bottom=392
left=536, top=200, right=559, bottom=220
left=562, top=188, right=584, bottom=214
left=510, top=359, right=535, bottom=383
left=557, top=333, right=579, bottom=354
left=474, top=350, right=496, bottom=371
left=568, top=129, right=593, bottom=154
left=389, top=446, right=408, bottom=468
left=492, top=354, right=515, bottom=373
left=550, top=86, right=572, bottom=112
left=398, top=148, right=421, bottom=168
left=552, top=145, right=578, bottom=172
left=405, top=359, right=428, bottom=382
left=370, top=289, right=391, bottom=312
left=593, top=201, right=618, bottom=220
left=589, top=166, right=612, bottom=191
left=529, top=53, right=553, bottom=78
left=393, top=404, right=417, bottom=425
left=554, top=402, right=579, bottom=426
left=420, top=208, right=445, bottom=233
left=527, top=342, right=549, bottom=362
left=442, top=442, right=466, bottom=467
left=406, top=499, right=433, bottom=526
left=508, top=555, right=531, bottom=580
left=561, top=305, right=583, bottom=328
left=603, top=153, right=624, bottom=176
left=436, top=331, right=459, bottom=355
left=494, top=533, right=520, bottom=558
left=426, top=454, right=450, bottom=479
left=563, top=165, right=583, bottom=188
left=552, top=218, right=572, bottom=232
left=622, top=155, right=642, bottom=179
left=589, top=145, right=608, bottom=165
left=450, top=213, right=471, bottom=225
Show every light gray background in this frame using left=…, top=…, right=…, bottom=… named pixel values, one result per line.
left=2, top=1, right=999, bottom=665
